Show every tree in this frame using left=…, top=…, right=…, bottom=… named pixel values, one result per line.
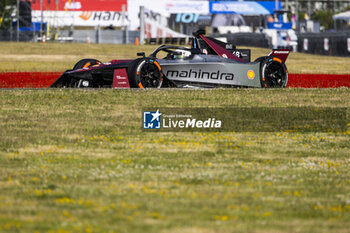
left=311, top=10, right=334, bottom=31
left=0, top=0, right=17, bottom=29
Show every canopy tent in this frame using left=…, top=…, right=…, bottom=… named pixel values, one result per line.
left=333, top=11, right=350, bottom=22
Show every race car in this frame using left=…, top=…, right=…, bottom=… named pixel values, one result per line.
left=51, top=30, right=289, bottom=88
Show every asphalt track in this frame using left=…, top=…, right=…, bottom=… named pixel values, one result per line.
left=0, top=72, right=349, bottom=88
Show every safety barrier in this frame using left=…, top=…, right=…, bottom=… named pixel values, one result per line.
left=297, top=32, right=350, bottom=57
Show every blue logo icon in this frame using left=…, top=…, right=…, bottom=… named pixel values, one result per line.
left=143, top=110, right=162, bottom=129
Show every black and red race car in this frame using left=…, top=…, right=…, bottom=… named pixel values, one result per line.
left=51, top=30, right=289, bottom=88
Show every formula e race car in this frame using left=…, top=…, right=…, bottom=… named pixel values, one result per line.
left=51, top=30, right=290, bottom=88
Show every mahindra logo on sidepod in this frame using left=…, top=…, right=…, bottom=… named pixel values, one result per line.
left=166, top=69, right=234, bottom=80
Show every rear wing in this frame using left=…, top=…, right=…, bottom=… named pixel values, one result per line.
left=192, top=29, right=250, bottom=62
left=268, top=49, right=290, bottom=63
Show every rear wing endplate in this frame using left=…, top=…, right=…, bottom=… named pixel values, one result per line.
left=268, top=49, right=290, bottom=63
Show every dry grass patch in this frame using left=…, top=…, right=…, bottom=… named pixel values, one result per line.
left=0, top=89, right=349, bottom=233
left=0, top=42, right=349, bottom=73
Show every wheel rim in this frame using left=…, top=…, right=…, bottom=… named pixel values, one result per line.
left=138, top=62, right=163, bottom=88
left=263, top=62, right=286, bottom=88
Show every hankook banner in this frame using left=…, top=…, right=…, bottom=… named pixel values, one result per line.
left=31, top=0, right=128, bottom=27
left=31, top=0, right=127, bottom=12
left=31, top=10, right=128, bottom=27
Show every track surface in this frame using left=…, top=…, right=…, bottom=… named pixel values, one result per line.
left=0, top=72, right=349, bottom=88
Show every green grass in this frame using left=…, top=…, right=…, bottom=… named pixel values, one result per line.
left=0, top=42, right=349, bottom=73
left=1, top=89, right=349, bottom=233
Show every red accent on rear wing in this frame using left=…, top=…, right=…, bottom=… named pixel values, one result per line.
left=199, top=35, right=247, bottom=63
left=268, top=49, right=290, bottom=63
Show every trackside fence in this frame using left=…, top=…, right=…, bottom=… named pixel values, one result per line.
left=297, top=32, right=350, bottom=57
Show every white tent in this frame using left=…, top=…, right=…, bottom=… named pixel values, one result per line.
left=333, top=11, right=350, bottom=22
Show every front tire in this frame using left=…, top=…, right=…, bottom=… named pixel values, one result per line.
left=127, top=58, right=163, bottom=88
left=259, top=57, right=288, bottom=88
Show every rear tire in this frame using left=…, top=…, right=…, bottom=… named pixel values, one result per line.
left=259, top=57, right=288, bottom=88
left=127, top=58, right=163, bottom=88
left=73, top=59, right=101, bottom=70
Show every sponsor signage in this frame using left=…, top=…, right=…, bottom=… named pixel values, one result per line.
left=144, top=9, right=168, bottom=28
left=128, top=0, right=209, bottom=30
left=144, top=20, right=186, bottom=38
left=32, top=10, right=128, bottom=27
left=324, top=38, right=329, bottom=51
left=170, top=13, right=212, bottom=26
left=267, top=22, right=292, bottom=30
left=303, top=38, right=308, bottom=51
left=164, top=1, right=209, bottom=14
left=165, top=69, right=234, bottom=81
left=31, top=0, right=128, bottom=27
left=143, top=7, right=186, bottom=38
left=113, top=69, right=130, bottom=88
left=31, top=0, right=127, bottom=12
left=209, top=1, right=280, bottom=15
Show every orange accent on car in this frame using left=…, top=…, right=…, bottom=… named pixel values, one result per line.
left=83, top=62, right=91, bottom=68
left=92, top=62, right=101, bottom=67
left=138, top=82, right=144, bottom=88
left=154, top=61, right=161, bottom=71
left=273, top=57, right=282, bottom=63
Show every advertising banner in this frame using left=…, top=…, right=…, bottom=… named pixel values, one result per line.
left=163, top=1, right=209, bottom=14
left=31, top=11, right=128, bottom=27
left=209, top=1, right=280, bottom=15
left=267, top=22, right=292, bottom=30
left=31, top=0, right=128, bottom=27
left=31, top=0, right=127, bottom=12
left=170, top=14, right=212, bottom=26
left=128, top=0, right=209, bottom=30
left=143, top=8, right=186, bottom=38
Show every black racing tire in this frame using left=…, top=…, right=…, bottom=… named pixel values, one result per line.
left=259, top=56, right=288, bottom=88
left=73, top=58, right=101, bottom=70
left=127, top=58, right=163, bottom=88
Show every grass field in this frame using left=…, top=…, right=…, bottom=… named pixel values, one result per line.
left=1, top=42, right=350, bottom=232
left=0, top=42, right=349, bottom=73
left=1, top=89, right=350, bottom=233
